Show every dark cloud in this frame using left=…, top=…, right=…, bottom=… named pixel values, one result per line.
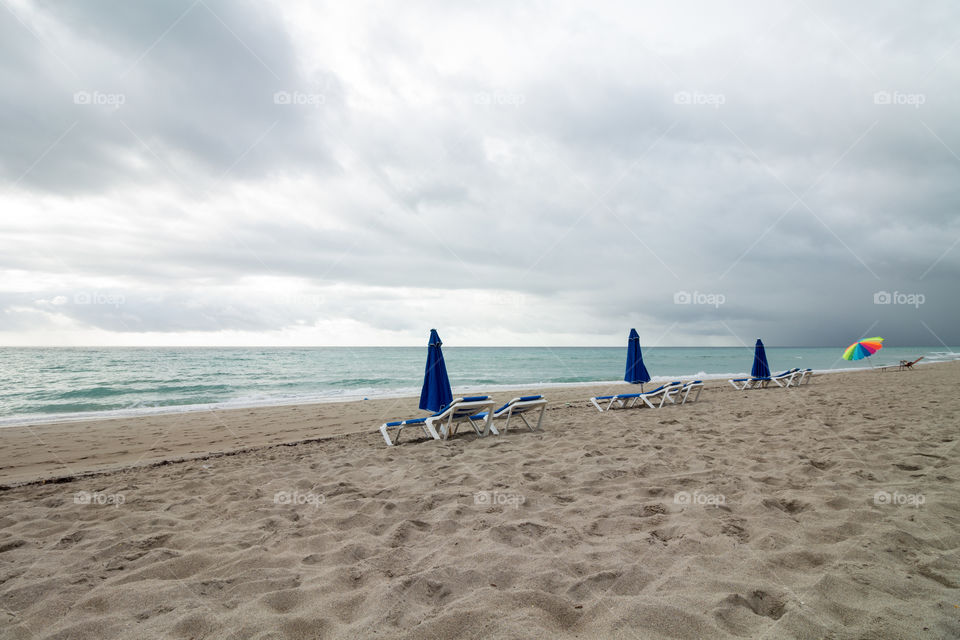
left=1, top=0, right=340, bottom=193
left=0, top=1, right=958, bottom=345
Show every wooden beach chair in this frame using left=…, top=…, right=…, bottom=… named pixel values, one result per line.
left=899, top=357, right=924, bottom=371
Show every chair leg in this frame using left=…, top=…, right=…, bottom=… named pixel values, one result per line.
left=534, top=405, right=545, bottom=431
left=438, top=417, right=453, bottom=440
left=484, top=414, right=499, bottom=437
left=380, top=424, right=394, bottom=446
left=518, top=412, right=532, bottom=432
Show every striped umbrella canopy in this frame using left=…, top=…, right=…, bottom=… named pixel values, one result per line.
left=842, top=337, right=884, bottom=361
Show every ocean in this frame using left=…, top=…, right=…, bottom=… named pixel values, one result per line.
left=0, top=346, right=956, bottom=426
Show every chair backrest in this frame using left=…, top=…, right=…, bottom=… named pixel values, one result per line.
left=446, top=396, right=491, bottom=418
left=495, top=395, right=545, bottom=416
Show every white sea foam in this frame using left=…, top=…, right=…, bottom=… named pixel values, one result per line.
left=0, top=346, right=955, bottom=427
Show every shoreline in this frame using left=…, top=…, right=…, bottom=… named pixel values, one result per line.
left=1, top=358, right=943, bottom=430
left=1, top=361, right=953, bottom=488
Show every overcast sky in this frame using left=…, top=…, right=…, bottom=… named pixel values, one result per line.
left=1, top=0, right=957, bottom=347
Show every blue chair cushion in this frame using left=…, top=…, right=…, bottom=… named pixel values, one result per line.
left=386, top=417, right=427, bottom=427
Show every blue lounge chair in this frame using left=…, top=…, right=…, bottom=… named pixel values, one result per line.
left=729, top=369, right=799, bottom=390
left=380, top=396, right=495, bottom=446
left=432, top=396, right=497, bottom=440
left=590, top=382, right=682, bottom=412
left=770, top=368, right=801, bottom=387
left=728, top=375, right=770, bottom=390
left=379, top=415, right=438, bottom=446
left=678, top=380, right=704, bottom=403
left=471, top=395, right=547, bottom=434
left=590, top=391, right=642, bottom=412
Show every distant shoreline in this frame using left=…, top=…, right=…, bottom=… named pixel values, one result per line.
left=2, top=358, right=950, bottom=429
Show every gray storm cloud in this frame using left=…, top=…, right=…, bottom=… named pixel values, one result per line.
left=0, top=0, right=957, bottom=346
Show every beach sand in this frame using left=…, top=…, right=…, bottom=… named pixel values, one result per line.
left=1, top=363, right=958, bottom=639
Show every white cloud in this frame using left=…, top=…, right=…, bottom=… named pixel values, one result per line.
left=1, top=0, right=958, bottom=346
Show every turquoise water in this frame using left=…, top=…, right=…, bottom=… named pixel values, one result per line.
left=0, top=346, right=956, bottom=426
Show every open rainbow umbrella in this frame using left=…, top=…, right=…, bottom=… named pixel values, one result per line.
left=842, top=337, right=884, bottom=361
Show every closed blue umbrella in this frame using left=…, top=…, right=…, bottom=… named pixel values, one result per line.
left=752, top=339, right=771, bottom=379
left=624, top=328, right=652, bottom=389
left=419, top=329, right=453, bottom=412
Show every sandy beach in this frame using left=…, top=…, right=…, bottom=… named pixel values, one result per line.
left=1, top=363, right=958, bottom=639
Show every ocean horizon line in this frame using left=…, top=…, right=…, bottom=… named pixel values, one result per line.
left=2, top=344, right=954, bottom=349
